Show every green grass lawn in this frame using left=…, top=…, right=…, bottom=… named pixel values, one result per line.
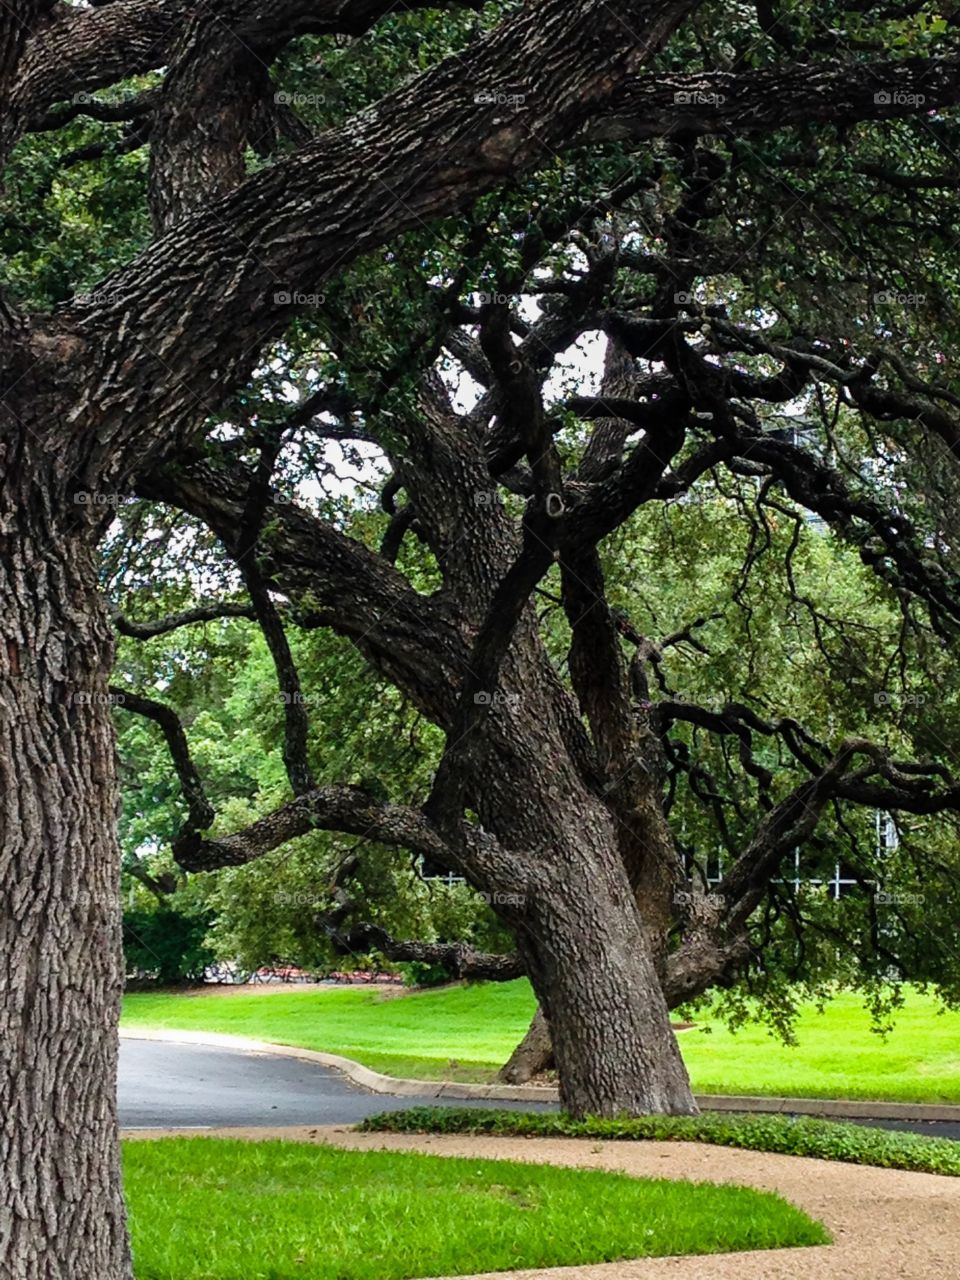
left=122, top=981, right=535, bottom=1082
left=681, top=991, right=960, bottom=1103
left=124, top=1137, right=827, bottom=1279
left=121, top=980, right=960, bottom=1103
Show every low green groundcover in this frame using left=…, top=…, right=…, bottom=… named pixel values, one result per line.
left=360, top=1107, right=960, bottom=1177
left=124, top=1137, right=827, bottom=1279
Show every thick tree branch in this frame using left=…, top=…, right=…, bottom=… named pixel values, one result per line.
left=585, top=55, right=960, bottom=145
left=59, top=0, right=699, bottom=473
left=561, top=337, right=641, bottom=772
left=12, top=0, right=479, bottom=154
left=330, top=924, right=524, bottom=980
left=170, top=784, right=452, bottom=871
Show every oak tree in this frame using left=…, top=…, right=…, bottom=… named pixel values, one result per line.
left=3, top=3, right=960, bottom=1277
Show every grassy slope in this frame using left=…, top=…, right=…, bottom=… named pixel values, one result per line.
left=124, top=1137, right=827, bottom=1279
left=682, top=992, right=960, bottom=1103
left=122, top=981, right=536, bottom=1082
left=122, top=980, right=960, bottom=1102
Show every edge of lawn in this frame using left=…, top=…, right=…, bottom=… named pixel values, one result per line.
left=359, top=1106, right=960, bottom=1177
left=122, top=1134, right=831, bottom=1273
left=119, top=1027, right=960, bottom=1121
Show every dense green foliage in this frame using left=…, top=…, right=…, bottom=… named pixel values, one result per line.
left=123, top=1136, right=828, bottom=1278
left=361, top=1108, right=960, bottom=1178
left=123, top=908, right=214, bottom=986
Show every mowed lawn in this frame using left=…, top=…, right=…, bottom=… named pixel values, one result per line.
left=122, top=980, right=960, bottom=1103
left=125, top=1137, right=827, bottom=1278
left=123, top=981, right=536, bottom=1082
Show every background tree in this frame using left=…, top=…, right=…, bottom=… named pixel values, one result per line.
left=4, top=3, right=960, bottom=1277
left=112, top=602, right=509, bottom=980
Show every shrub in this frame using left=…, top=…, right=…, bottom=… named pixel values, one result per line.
left=123, top=907, right=215, bottom=985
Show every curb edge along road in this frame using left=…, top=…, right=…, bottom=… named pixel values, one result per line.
left=119, top=1029, right=960, bottom=1122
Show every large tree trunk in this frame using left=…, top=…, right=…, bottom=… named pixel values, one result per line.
left=0, top=467, right=131, bottom=1280
left=483, top=760, right=696, bottom=1116
left=520, top=869, right=696, bottom=1117
left=438, top=604, right=699, bottom=1117
left=499, top=1007, right=554, bottom=1084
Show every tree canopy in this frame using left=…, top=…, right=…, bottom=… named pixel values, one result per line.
left=4, top=3, right=960, bottom=1273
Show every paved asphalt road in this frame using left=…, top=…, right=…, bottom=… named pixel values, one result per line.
left=118, top=1038, right=960, bottom=1140
left=118, top=1039, right=555, bottom=1129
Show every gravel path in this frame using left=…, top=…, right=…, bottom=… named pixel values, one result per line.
left=125, top=1124, right=960, bottom=1279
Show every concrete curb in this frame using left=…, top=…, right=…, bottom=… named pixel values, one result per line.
left=120, top=1028, right=960, bottom=1121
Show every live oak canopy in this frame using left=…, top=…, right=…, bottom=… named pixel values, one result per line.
left=4, top=3, right=960, bottom=1279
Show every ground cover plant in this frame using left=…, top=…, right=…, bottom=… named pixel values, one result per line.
left=361, top=1108, right=960, bottom=1178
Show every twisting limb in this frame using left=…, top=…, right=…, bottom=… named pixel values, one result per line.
left=718, top=739, right=960, bottom=934
left=234, top=433, right=316, bottom=797
left=170, top=784, right=453, bottom=872
left=328, top=924, right=524, bottom=981
left=109, top=686, right=214, bottom=831
left=112, top=600, right=255, bottom=638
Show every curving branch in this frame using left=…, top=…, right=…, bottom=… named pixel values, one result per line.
left=329, top=924, right=524, bottom=981
left=10, top=0, right=482, bottom=157
left=36, top=87, right=157, bottom=133
left=718, top=738, right=960, bottom=933
left=727, top=430, right=960, bottom=635
left=112, top=600, right=255, bottom=638
left=109, top=685, right=215, bottom=831
left=234, top=433, right=316, bottom=796
left=655, top=698, right=827, bottom=788
left=170, top=784, right=453, bottom=872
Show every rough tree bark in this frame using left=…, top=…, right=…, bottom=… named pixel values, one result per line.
left=0, top=432, right=130, bottom=1279
left=500, top=1007, right=554, bottom=1083
left=427, top=597, right=698, bottom=1116
left=512, top=812, right=696, bottom=1116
